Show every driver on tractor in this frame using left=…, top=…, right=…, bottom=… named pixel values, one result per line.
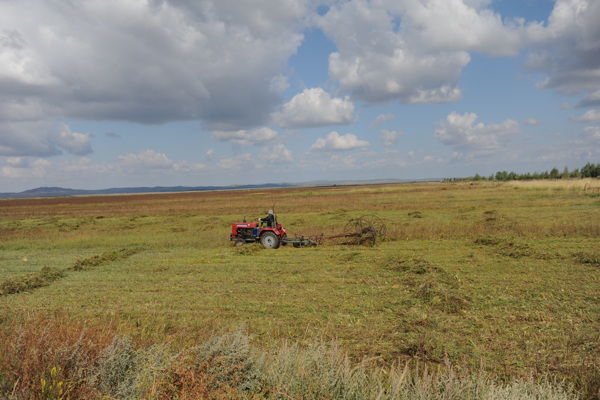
left=260, top=210, right=275, bottom=227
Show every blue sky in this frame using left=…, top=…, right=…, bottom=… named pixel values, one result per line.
left=1, top=0, right=599, bottom=192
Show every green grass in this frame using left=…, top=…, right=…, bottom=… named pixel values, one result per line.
left=0, top=181, right=598, bottom=398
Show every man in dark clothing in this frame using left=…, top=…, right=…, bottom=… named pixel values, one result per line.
left=260, top=210, right=275, bottom=227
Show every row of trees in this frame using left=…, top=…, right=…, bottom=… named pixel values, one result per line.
left=464, top=162, right=599, bottom=181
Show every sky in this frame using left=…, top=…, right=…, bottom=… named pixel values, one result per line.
left=1, top=0, right=599, bottom=192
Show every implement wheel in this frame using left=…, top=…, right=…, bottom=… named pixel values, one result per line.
left=343, top=215, right=387, bottom=246
left=260, top=232, right=280, bottom=249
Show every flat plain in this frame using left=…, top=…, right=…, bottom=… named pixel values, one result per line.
left=0, top=180, right=598, bottom=398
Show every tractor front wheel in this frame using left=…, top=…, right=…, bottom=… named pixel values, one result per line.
left=260, top=232, right=280, bottom=249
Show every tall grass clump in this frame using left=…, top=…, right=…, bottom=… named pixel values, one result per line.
left=0, top=320, right=266, bottom=399
left=0, top=319, right=113, bottom=399
left=93, top=335, right=139, bottom=398
left=156, top=328, right=265, bottom=399
left=261, top=340, right=580, bottom=400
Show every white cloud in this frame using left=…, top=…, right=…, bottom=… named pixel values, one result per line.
left=0, top=153, right=212, bottom=189
left=5, top=157, right=28, bottom=168
left=1, top=158, right=50, bottom=180
left=572, top=109, right=600, bottom=123
left=369, top=113, right=396, bottom=128
left=523, top=117, right=540, bottom=125
left=262, top=143, right=293, bottom=164
left=583, top=126, right=600, bottom=143
left=300, top=148, right=410, bottom=172
left=381, top=130, right=401, bottom=146
left=319, top=0, right=523, bottom=104
left=327, top=44, right=467, bottom=104
left=271, top=88, right=356, bottom=128
left=56, top=124, right=92, bottom=155
left=423, top=155, right=444, bottom=164
left=173, top=160, right=207, bottom=173
left=213, top=127, right=278, bottom=146
left=310, top=131, right=370, bottom=152
left=204, top=149, right=216, bottom=161
left=402, top=0, right=522, bottom=56
left=217, top=153, right=256, bottom=171
left=270, top=74, right=290, bottom=94
left=434, top=112, right=520, bottom=152
left=0, top=121, right=92, bottom=157
left=118, top=149, right=174, bottom=170
left=327, top=153, right=363, bottom=169
left=523, top=0, right=600, bottom=105
left=0, top=0, right=308, bottom=155
left=0, top=120, right=60, bottom=157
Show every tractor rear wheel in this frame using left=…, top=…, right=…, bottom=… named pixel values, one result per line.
left=260, top=232, right=280, bottom=249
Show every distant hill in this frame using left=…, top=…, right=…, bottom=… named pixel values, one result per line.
left=0, top=184, right=293, bottom=199
left=0, top=179, right=441, bottom=199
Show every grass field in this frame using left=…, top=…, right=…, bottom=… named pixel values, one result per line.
left=0, top=180, right=598, bottom=399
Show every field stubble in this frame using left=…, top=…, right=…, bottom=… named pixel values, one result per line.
left=0, top=180, right=598, bottom=398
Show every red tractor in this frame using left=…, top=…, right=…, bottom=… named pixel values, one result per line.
left=230, top=213, right=387, bottom=249
left=230, top=215, right=287, bottom=249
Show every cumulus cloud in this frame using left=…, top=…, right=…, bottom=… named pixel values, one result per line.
left=213, top=128, right=278, bottom=146
left=572, top=109, right=600, bottom=123
left=0, top=0, right=307, bottom=155
left=217, top=153, right=256, bottom=171
left=271, top=88, right=356, bottom=128
left=434, top=112, right=520, bottom=152
left=523, top=0, right=600, bottom=105
left=381, top=130, right=401, bottom=146
left=369, top=113, right=396, bottom=128
left=0, top=153, right=208, bottom=188
left=0, top=121, right=92, bottom=157
left=204, top=149, right=216, bottom=161
left=262, top=143, right=293, bottom=164
left=576, top=91, right=600, bottom=108
left=4, top=157, right=29, bottom=168
left=1, top=158, right=50, bottom=180
left=318, top=0, right=523, bottom=104
left=310, top=131, right=370, bottom=152
left=0, top=120, right=59, bottom=157
left=583, top=126, right=600, bottom=143
left=299, top=148, right=409, bottom=172
left=1, top=0, right=598, bottom=187
left=118, top=149, right=174, bottom=170
left=523, top=117, right=540, bottom=125
left=172, top=160, right=207, bottom=173
left=56, top=125, right=92, bottom=155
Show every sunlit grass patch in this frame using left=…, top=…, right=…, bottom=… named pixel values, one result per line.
left=506, top=178, right=600, bottom=191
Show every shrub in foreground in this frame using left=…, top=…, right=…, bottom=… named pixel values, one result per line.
left=0, top=320, right=585, bottom=399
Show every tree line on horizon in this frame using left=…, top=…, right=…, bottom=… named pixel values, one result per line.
left=455, top=162, right=599, bottom=181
